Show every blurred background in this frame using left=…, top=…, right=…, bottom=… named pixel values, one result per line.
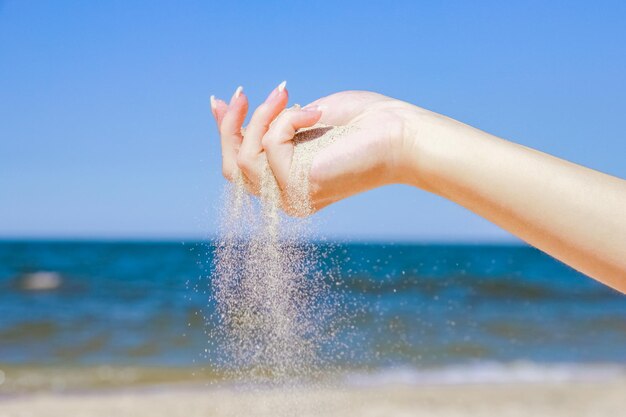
left=1, top=0, right=625, bottom=394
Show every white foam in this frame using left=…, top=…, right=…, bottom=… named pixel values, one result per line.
left=343, top=362, right=626, bottom=386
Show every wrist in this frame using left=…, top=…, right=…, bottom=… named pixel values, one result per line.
left=394, top=104, right=451, bottom=192
left=398, top=104, right=490, bottom=200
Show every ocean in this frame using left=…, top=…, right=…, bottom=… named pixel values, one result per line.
left=0, top=240, right=624, bottom=393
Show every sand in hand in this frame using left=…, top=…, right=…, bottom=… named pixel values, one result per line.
left=210, top=124, right=351, bottom=384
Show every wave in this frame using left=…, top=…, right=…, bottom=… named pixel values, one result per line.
left=343, top=362, right=626, bottom=386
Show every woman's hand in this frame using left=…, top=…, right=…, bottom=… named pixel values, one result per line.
left=210, top=84, right=421, bottom=212
left=211, top=84, right=626, bottom=291
left=291, top=91, right=422, bottom=211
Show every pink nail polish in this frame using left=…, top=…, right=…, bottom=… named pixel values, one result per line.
left=302, top=105, right=320, bottom=112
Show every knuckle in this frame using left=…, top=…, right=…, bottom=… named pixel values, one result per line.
left=274, top=118, right=290, bottom=133
left=221, top=162, right=235, bottom=181
left=252, top=103, right=271, bottom=123
left=263, top=119, right=294, bottom=149
left=218, top=121, right=230, bottom=137
left=236, top=152, right=252, bottom=172
left=261, top=132, right=277, bottom=149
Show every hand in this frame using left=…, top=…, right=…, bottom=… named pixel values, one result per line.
left=294, top=91, right=422, bottom=211
left=211, top=85, right=421, bottom=213
left=211, top=84, right=626, bottom=290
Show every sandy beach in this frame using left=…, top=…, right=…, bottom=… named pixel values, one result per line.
left=1, top=379, right=624, bottom=417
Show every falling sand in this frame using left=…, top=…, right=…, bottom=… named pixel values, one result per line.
left=210, top=124, right=352, bottom=388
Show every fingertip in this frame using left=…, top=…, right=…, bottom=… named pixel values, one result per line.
left=229, top=85, right=244, bottom=105
left=302, top=103, right=324, bottom=112
left=225, top=86, right=249, bottom=128
left=259, top=89, right=288, bottom=125
left=213, top=98, right=229, bottom=127
left=221, top=94, right=247, bottom=136
left=227, top=91, right=248, bottom=120
left=275, top=80, right=288, bottom=100
left=277, top=90, right=289, bottom=109
left=265, top=80, right=289, bottom=104
left=297, top=107, right=323, bottom=126
left=229, top=95, right=248, bottom=112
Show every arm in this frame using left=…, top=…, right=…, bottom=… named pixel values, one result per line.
left=210, top=87, right=626, bottom=293
left=403, top=108, right=626, bottom=292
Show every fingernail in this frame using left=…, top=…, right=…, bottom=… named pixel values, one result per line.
left=302, top=105, right=320, bottom=112
left=210, top=95, right=216, bottom=110
left=231, top=86, right=243, bottom=103
left=265, top=80, right=288, bottom=102
left=303, top=104, right=325, bottom=113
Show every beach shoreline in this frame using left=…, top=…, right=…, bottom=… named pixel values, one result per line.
left=1, top=378, right=624, bottom=417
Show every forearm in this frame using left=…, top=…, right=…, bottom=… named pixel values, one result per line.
left=404, top=109, right=626, bottom=292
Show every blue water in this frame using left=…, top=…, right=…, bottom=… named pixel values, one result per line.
left=0, top=240, right=624, bottom=372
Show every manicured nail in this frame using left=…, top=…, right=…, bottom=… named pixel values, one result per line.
left=210, top=95, right=216, bottom=110
left=266, top=80, right=288, bottom=102
left=303, top=104, right=325, bottom=113
left=231, top=86, right=243, bottom=102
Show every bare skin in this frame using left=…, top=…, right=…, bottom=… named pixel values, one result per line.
left=210, top=83, right=626, bottom=294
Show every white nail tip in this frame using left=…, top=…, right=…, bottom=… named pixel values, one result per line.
left=278, top=80, right=287, bottom=92
left=303, top=104, right=324, bottom=112
left=210, top=95, right=216, bottom=110
left=234, top=86, right=243, bottom=98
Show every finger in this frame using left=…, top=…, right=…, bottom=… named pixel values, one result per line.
left=303, top=90, right=379, bottom=125
left=210, top=95, right=228, bottom=129
left=262, top=106, right=322, bottom=190
left=302, top=99, right=348, bottom=126
left=237, top=81, right=288, bottom=185
left=219, top=86, right=248, bottom=180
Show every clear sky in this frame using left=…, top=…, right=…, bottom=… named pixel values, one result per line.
left=1, top=1, right=625, bottom=241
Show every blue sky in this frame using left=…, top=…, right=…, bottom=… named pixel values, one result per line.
left=1, top=1, right=625, bottom=241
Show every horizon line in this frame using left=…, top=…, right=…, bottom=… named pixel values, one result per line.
left=0, top=235, right=526, bottom=246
